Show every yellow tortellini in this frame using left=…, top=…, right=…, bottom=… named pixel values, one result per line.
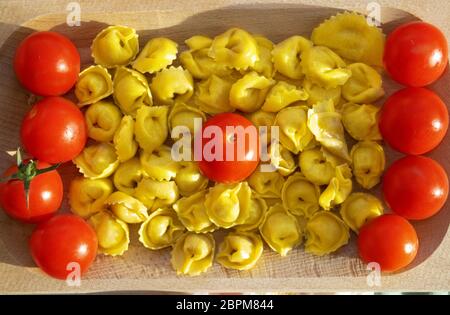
left=194, top=75, right=235, bottom=114
left=262, top=81, right=308, bottom=112
left=319, top=164, right=353, bottom=210
left=303, top=79, right=341, bottom=107
left=342, top=63, right=384, bottom=103
left=340, top=192, right=383, bottom=233
left=69, top=177, right=113, bottom=218
left=174, top=161, right=209, bottom=197
left=132, top=37, right=178, bottom=74
left=88, top=211, right=130, bottom=256
left=217, top=231, right=263, bottom=270
left=140, top=145, right=178, bottom=181
left=134, top=105, right=168, bottom=153
left=275, top=105, right=314, bottom=154
left=91, top=25, right=139, bottom=67
left=73, top=142, right=119, bottom=179
left=246, top=110, right=275, bottom=143
left=138, top=208, right=185, bottom=249
left=250, top=35, right=275, bottom=78
left=75, top=65, right=113, bottom=106
left=341, top=103, right=381, bottom=141
left=351, top=141, right=385, bottom=189
left=259, top=204, right=302, bottom=256
left=235, top=193, right=267, bottom=232
left=229, top=72, right=275, bottom=113
left=208, top=28, right=259, bottom=71
left=85, top=101, right=122, bottom=142
left=268, top=143, right=297, bottom=176
left=105, top=191, right=148, bottom=224
left=299, top=148, right=336, bottom=186
left=304, top=211, right=350, bottom=256
left=134, top=178, right=179, bottom=211
left=248, top=168, right=285, bottom=198
left=281, top=172, right=321, bottom=217
left=173, top=190, right=217, bottom=233
left=272, top=35, right=313, bottom=79
left=113, top=115, right=138, bottom=162
left=168, top=102, right=206, bottom=138
left=113, top=157, right=145, bottom=195
left=150, top=66, right=194, bottom=105
left=311, top=12, right=385, bottom=67
left=113, top=67, right=152, bottom=116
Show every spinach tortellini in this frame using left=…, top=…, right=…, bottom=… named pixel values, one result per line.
left=91, top=25, right=139, bottom=67
left=85, top=101, right=122, bottom=142
left=171, top=232, right=215, bottom=276
left=168, top=102, right=206, bottom=138
left=341, top=103, right=381, bottom=141
left=268, top=143, right=297, bottom=176
left=69, top=177, right=113, bottom=218
left=259, top=204, right=302, bottom=256
left=262, top=81, right=308, bottom=112
left=139, top=208, right=185, bottom=249
left=134, top=178, right=179, bottom=211
left=135, top=105, right=169, bottom=153
left=303, top=79, right=341, bottom=107
left=73, top=142, right=119, bottom=179
left=340, top=192, right=383, bottom=233
left=106, top=191, right=148, bottom=224
left=150, top=66, right=194, bottom=105
left=351, top=141, right=385, bottom=189
left=319, top=164, right=353, bottom=210
left=75, top=65, right=113, bottom=106
left=113, top=157, right=145, bottom=195
left=272, top=35, right=313, bottom=79
left=140, top=145, right=178, bottom=181
left=132, top=37, right=178, bottom=74
left=305, top=211, right=350, bottom=256
left=194, top=75, right=235, bottom=114
left=248, top=168, right=285, bottom=198
left=217, top=231, right=263, bottom=270
left=299, top=148, right=336, bottom=186
left=342, top=63, right=384, bottom=103
left=282, top=172, right=320, bottom=217
left=175, top=161, right=209, bottom=197
left=113, top=115, right=138, bottom=162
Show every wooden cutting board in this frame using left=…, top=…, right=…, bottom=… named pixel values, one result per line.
left=0, top=0, right=449, bottom=293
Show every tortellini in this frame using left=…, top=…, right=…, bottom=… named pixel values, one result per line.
left=69, top=177, right=113, bottom=218
left=250, top=35, right=275, bottom=78
left=351, top=141, right=385, bottom=189
left=268, top=143, right=297, bottom=176
left=171, top=232, right=215, bottom=276
left=75, top=65, right=113, bottom=106
left=229, top=72, right=275, bottom=113
left=275, top=105, right=314, bottom=154
left=262, top=81, right=308, bottom=112
left=304, top=211, right=350, bottom=256
left=194, top=75, right=235, bottom=114
left=113, top=67, right=152, bottom=116
left=135, top=105, right=168, bottom=153
left=168, top=102, right=206, bottom=137
left=272, top=35, right=313, bottom=79
left=85, top=101, right=122, bottom=142
left=208, top=28, right=259, bottom=71
left=140, top=145, right=178, bottom=181
left=303, top=79, right=341, bottom=107
left=91, top=25, right=139, bottom=67
left=341, top=103, right=381, bottom=141
left=217, top=231, right=263, bottom=270
left=73, top=142, right=119, bottom=179
left=113, top=115, right=138, bottom=162
left=342, top=63, right=384, bottom=103
left=134, top=178, right=179, bottom=211
left=173, top=190, right=217, bottom=233
left=106, top=191, right=148, bottom=224
left=259, top=204, right=302, bottom=256
left=246, top=110, right=275, bottom=143
left=340, top=192, right=383, bottom=233
left=174, top=161, right=209, bottom=197
left=150, top=66, right=194, bottom=105
left=113, top=157, right=144, bottom=195
left=299, top=148, right=336, bottom=186
left=235, top=194, right=267, bottom=232
left=132, top=37, right=178, bottom=74
left=281, top=172, right=320, bottom=217
left=88, top=211, right=130, bottom=256
left=248, top=168, right=285, bottom=198
left=319, top=164, right=353, bottom=210
left=138, top=208, right=185, bottom=249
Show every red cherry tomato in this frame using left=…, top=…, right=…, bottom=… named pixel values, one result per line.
left=29, top=214, right=98, bottom=280
left=21, top=96, right=87, bottom=164
left=379, top=87, right=448, bottom=155
left=14, top=31, right=80, bottom=96
left=198, top=113, right=260, bottom=183
left=358, top=214, right=419, bottom=272
left=384, top=21, right=448, bottom=87
left=383, top=155, right=448, bottom=220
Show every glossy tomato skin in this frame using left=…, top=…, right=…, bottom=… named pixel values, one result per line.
left=198, top=113, right=260, bottom=183
left=358, top=214, right=418, bottom=272
left=14, top=31, right=80, bottom=96
left=383, top=21, right=448, bottom=87
left=0, top=161, right=63, bottom=224
left=29, top=214, right=98, bottom=280
left=21, top=97, right=87, bottom=164
left=383, top=155, right=448, bottom=220
left=379, top=87, right=448, bottom=155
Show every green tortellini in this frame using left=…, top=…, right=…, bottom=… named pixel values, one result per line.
left=281, top=172, right=321, bottom=217
left=73, top=142, right=119, bottom=179
left=113, top=115, right=138, bottom=162
left=351, top=141, right=385, bottom=189
left=262, top=81, right=308, bottom=112
left=259, top=204, right=302, bottom=256
left=168, top=102, right=206, bottom=138
left=303, top=79, right=341, bottom=107
left=194, top=75, right=235, bottom=114
left=85, top=101, right=122, bottom=142
left=132, top=37, right=178, bottom=74
left=340, top=192, right=383, bottom=233
left=135, top=105, right=169, bottom=153
left=217, top=231, right=263, bottom=270
left=139, top=208, right=185, bottom=249
left=171, top=232, right=215, bottom=276
left=105, top=191, right=148, bottom=224
left=268, top=143, right=297, bottom=176
left=342, top=63, right=384, bottom=103
left=250, top=35, right=275, bottom=78
left=319, top=164, right=353, bottom=210
left=91, top=25, right=139, bottom=67
left=150, top=66, right=194, bottom=105
left=272, top=35, right=313, bottom=79
left=304, top=211, right=350, bottom=256
left=341, top=103, right=382, bottom=141
left=235, top=193, right=267, bottom=232
left=299, top=148, right=336, bottom=186
left=134, top=178, right=179, bottom=211
left=69, top=177, right=113, bottom=218
left=113, top=157, right=145, bottom=195
left=174, top=161, right=209, bottom=197
left=248, top=168, right=285, bottom=198
left=140, top=145, right=178, bottom=181
left=75, top=65, right=113, bottom=106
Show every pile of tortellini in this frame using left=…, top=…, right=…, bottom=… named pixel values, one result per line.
left=69, top=12, right=387, bottom=276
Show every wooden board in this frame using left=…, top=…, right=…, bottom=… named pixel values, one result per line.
left=0, top=0, right=449, bottom=293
